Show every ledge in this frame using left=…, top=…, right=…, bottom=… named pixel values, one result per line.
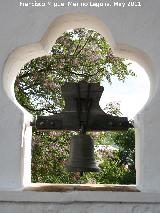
left=0, top=191, right=160, bottom=203
left=0, top=184, right=159, bottom=204
left=24, top=183, right=139, bottom=192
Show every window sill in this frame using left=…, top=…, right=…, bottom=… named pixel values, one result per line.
left=0, top=185, right=160, bottom=204
left=24, top=183, right=139, bottom=192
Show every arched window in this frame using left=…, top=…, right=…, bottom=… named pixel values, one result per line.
left=2, top=14, right=154, bottom=191
left=14, top=28, right=149, bottom=187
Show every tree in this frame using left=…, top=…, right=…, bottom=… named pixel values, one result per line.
left=14, top=28, right=135, bottom=184
left=108, top=128, right=136, bottom=184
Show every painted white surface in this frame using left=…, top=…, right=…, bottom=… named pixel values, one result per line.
left=0, top=191, right=160, bottom=212
left=0, top=202, right=160, bottom=213
left=0, top=0, right=160, bottom=197
left=0, top=190, right=160, bottom=203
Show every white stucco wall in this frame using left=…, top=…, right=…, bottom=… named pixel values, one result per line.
left=1, top=191, right=160, bottom=212
left=1, top=0, right=160, bottom=211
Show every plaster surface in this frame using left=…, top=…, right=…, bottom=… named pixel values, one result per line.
left=0, top=191, right=160, bottom=213
left=0, top=202, right=159, bottom=213
left=0, top=0, right=160, bottom=197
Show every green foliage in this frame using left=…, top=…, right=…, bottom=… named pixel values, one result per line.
left=87, top=158, right=127, bottom=184
left=108, top=128, right=136, bottom=184
left=14, top=28, right=136, bottom=184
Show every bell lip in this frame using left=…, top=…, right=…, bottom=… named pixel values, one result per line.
left=66, top=165, right=100, bottom=172
left=71, top=134, right=93, bottom=138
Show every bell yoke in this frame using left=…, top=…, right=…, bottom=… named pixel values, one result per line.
left=31, top=80, right=132, bottom=173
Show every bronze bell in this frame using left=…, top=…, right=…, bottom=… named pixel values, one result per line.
left=66, top=134, right=99, bottom=172
left=31, top=80, right=133, bottom=174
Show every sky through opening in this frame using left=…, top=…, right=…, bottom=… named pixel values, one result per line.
left=100, top=60, right=150, bottom=119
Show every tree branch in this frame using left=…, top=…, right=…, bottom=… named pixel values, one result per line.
left=73, top=32, right=93, bottom=58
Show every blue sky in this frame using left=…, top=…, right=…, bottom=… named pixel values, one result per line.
left=100, top=61, right=150, bottom=119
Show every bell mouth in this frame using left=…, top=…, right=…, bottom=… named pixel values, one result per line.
left=66, top=166, right=100, bottom=173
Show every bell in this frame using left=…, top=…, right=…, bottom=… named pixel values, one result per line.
left=66, top=134, right=99, bottom=172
